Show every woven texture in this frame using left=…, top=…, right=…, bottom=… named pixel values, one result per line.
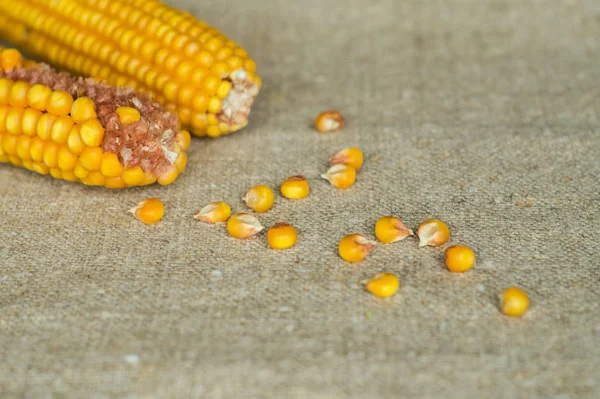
left=1, top=0, right=599, bottom=397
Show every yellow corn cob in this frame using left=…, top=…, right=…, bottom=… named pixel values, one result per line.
left=0, top=0, right=261, bottom=138
left=0, top=48, right=189, bottom=188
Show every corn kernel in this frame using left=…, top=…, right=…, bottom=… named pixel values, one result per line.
left=321, top=164, right=356, bottom=189
left=36, top=114, right=57, bottom=140
left=50, top=116, right=74, bottom=144
left=29, top=138, right=45, bottom=161
left=315, top=110, right=344, bottom=133
left=1, top=48, right=23, bottom=70
left=338, top=234, right=376, bottom=263
left=70, top=97, right=97, bottom=123
left=80, top=119, right=105, bottom=147
left=194, top=201, right=232, bottom=224
left=21, top=108, right=42, bottom=136
left=445, top=245, right=476, bottom=273
left=157, top=166, right=179, bottom=185
left=175, top=130, right=191, bottom=151
left=27, top=84, right=53, bottom=111
left=330, top=147, right=363, bottom=170
left=267, top=222, right=298, bottom=250
left=416, top=219, right=450, bottom=247
left=375, top=216, right=413, bottom=244
left=122, top=166, right=145, bottom=186
left=116, top=106, right=141, bottom=124
left=42, top=143, right=60, bottom=168
left=9, top=81, right=30, bottom=108
left=227, top=212, right=264, bottom=239
left=243, top=185, right=275, bottom=212
left=280, top=175, right=310, bottom=199
left=67, top=126, right=85, bottom=155
left=500, top=287, right=529, bottom=317
left=365, top=273, right=400, bottom=298
left=46, top=90, right=74, bottom=116
left=79, top=147, right=103, bottom=171
left=57, top=145, right=78, bottom=171
left=130, top=198, right=164, bottom=225
left=100, top=152, right=124, bottom=177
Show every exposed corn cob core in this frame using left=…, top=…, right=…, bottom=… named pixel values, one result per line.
left=0, top=0, right=261, bottom=138
left=0, top=49, right=189, bottom=188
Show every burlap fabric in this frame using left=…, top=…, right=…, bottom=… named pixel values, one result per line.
left=1, top=0, right=599, bottom=397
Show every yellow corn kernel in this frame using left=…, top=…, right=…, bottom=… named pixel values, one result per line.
left=29, top=137, right=45, bottom=161
left=500, top=287, right=529, bottom=317
left=1, top=48, right=23, bottom=70
left=46, top=90, right=74, bottom=116
left=27, top=84, right=53, bottom=111
left=243, top=185, right=275, bottom=212
left=32, top=162, right=49, bottom=175
left=67, top=126, right=85, bottom=155
left=365, top=273, right=400, bottom=298
left=375, top=216, right=414, bottom=244
left=315, top=110, right=345, bottom=133
left=280, top=175, right=310, bottom=199
left=42, top=143, right=60, bottom=168
left=130, top=198, right=164, bottom=225
left=9, top=81, right=30, bottom=108
left=338, top=234, right=376, bottom=263
left=175, top=130, right=191, bottom=151
left=79, top=147, right=103, bottom=171
left=416, top=219, right=450, bottom=247
left=15, top=136, right=31, bottom=160
left=445, top=245, right=476, bottom=273
left=105, top=176, right=126, bottom=188
left=80, top=119, right=105, bottom=147
left=62, top=171, right=78, bottom=182
left=70, top=97, right=97, bottom=123
left=100, top=152, right=124, bottom=177
left=21, top=108, right=42, bottom=136
left=122, top=166, right=146, bottom=186
left=50, top=116, right=74, bottom=144
left=330, top=147, right=363, bottom=170
left=174, top=151, right=187, bottom=172
left=49, top=168, right=62, bottom=179
left=82, top=171, right=105, bottom=186
left=157, top=166, right=179, bottom=185
left=227, top=212, right=264, bottom=239
left=321, top=164, right=356, bottom=189
left=116, top=106, right=141, bottom=124
left=0, top=78, right=12, bottom=104
left=0, top=105, right=7, bottom=127
left=56, top=145, right=78, bottom=171
left=73, top=163, right=89, bottom=179
left=36, top=114, right=57, bottom=140
left=2, top=134, right=17, bottom=156
left=5, top=107, right=24, bottom=135
left=194, top=201, right=232, bottom=224
left=267, top=222, right=298, bottom=250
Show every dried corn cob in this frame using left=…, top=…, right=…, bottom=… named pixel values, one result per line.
left=0, top=0, right=261, bottom=138
left=0, top=48, right=189, bottom=188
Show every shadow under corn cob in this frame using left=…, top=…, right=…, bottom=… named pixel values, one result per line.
left=0, top=0, right=261, bottom=138
left=0, top=48, right=190, bottom=188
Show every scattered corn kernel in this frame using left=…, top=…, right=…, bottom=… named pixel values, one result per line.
left=329, top=147, right=363, bottom=170
left=500, top=287, right=530, bottom=317
left=315, top=110, right=344, bottom=133
left=194, top=201, right=232, bottom=224
left=416, top=219, right=450, bottom=247
left=321, top=164, right=356, bottom=189
left=280, top=175, right=310, bottom=199
left=365, top=272, right=400, bottom=298
left=243, top=185, right=275, bottom=212
left=338, top=234, right=376, bottom=263
left=375, top=216, right=413, bottom=244
left=445, top=244, right=476, bottom=272
left=227, top=212, right=264, bottom=239
left=129, top=198, right=164, bottom=225
left=267, top=222, right=298, bottom=250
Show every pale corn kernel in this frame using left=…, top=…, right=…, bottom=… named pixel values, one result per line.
left=365, top=273, right=400, bottom=298
left=267, top=222, right=298, bottom=250
left=330, top=147, right=363, bottom=170
left=116, top=106, right=141, bottom=124
left=500, top=287, right=529, bottom=317
left=315, top=110, right=344, bottom=133
left=338, top=234, right=376, bottom=263
left=130, top=198, right=164, bottom=225
left=243, top=185, right=275, bottom=212
left=80, top=119, right=105, bottom=147
left=70, top=97, right=97, bottom=123
left=194, top=201, right=232, bottom=224
left=100, top=152, right=124, bottom=177
left=416, top=219, right=450, bottom=247
left=227, top=212, right=264, bottom=239
left=375, top=216, right=413, bottom=244
left=280, top=175, right=310, bottom=199
left=321, top=164, right=356, bottom=189
left=445, top=245, right=476, bottom=273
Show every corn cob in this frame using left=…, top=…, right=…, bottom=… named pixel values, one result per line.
left=0, top=48, right=189, bottom=188
left=0, top=0, right=261, bottom=138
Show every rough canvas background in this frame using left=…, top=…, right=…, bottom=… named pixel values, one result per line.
left=1, top=0, right=599, bottom=397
